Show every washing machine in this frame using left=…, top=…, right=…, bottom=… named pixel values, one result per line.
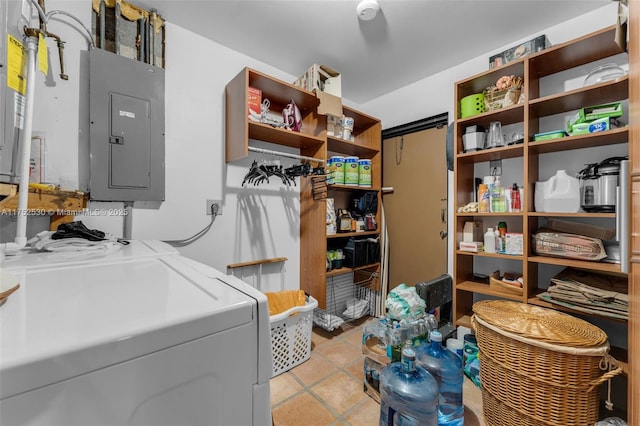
left=0, top=240, right=272, bottom=426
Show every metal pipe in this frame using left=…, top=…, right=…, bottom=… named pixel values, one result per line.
left=4, top=36, right=38, bottom=252
left=144, top=16, right=149, bottom=64
left=150, top=10, right=156, bottom=66
left=123, top=201, right=133, bottom=239
left=247, top=146, right=324, bottom=163
left=45, top=31, right=68, bottom=80
left=620, top=159, right=629, bottom=273
left=99, top=0, right=105, bottom=49
left=137, top=18, right=145, bottom=62
left=114, top=2, right=120, bottom=55
left=45, top=10, right=94, bottom=49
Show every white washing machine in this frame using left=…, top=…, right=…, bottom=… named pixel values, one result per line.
left=0, top=241, right=272, bottom=426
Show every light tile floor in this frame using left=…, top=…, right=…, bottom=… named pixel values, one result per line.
left=270, top=316, right=486, bottom=426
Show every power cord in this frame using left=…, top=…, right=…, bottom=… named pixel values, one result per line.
left=164, top=203, right=219, bottom=247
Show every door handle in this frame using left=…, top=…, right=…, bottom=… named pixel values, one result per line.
left=440, top=207, right=447, bottom=224
left=440, top=230, right=448, bottom=240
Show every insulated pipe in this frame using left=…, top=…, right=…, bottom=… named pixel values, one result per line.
left=2, top=36, right=38, bottom=253
left=99, top=0, right=105, bottom=49
left=150, top=10, right=156, bottom=66
left=123, top=202, right=133, bottom=239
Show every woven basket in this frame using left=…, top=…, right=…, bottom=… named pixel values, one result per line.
left=472, top=300, right=622, bottom=426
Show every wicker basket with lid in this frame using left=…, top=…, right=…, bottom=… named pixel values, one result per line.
left=472, top=300, right=622, bottom=426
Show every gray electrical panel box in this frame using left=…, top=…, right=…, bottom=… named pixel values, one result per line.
left=89, top=49, right=165, bottom=201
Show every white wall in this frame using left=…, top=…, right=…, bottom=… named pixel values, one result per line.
left=5, top=0, right=304, bottom=292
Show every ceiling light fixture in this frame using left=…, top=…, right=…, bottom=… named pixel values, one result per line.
left=357, top=0, right=380, bottom=21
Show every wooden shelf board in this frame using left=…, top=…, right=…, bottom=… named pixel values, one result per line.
left=527, top=127, right=628, bottom=154
left=456, top=211, right=524, bottom=218
left=457, top=280, right=524, bottom=301
left=528, top=256, right=623, bottom=273
left=247, top=68, right=318, bottom=110
left=248, top=121, right=324, bottom=150
left=328, top=184, right=379, bottom=192
left=327, top=136, right=380, bottom=157
left=528, top=294, right=628, bottom=324
left=528, top=211, right=616, bottom=218
left=456, top=103, right=524, bottom=128
left=343, top=105, right=380, bottom=130
left=529, top=25, right=623, bottom=78
left=0, top=184, right=87, bottom=214
left=529, top=76, right=629, bottom=117
left=327, top=230, right=378, bottom=239
left=455, top=314, right=473, bottom=328
left=456, top=143, right=524, bottom=163
left=456, top=250, right=523, bottom=261
left=456, top=60, right=526, bottom=95
left=326, top=262, right=380, bottom=277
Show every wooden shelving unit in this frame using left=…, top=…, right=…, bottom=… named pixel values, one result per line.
left=453, top=23, right=630, bottom=370
left=453, top=27, right=640, bottom=421
left=225, top=67, right=381, bottom=310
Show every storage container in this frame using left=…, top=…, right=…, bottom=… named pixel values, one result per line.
left=534, top=170, right=580, bottom=212
left=270, top=295, right=318, bottom=377
left=472, top=300, right=622, bottom=426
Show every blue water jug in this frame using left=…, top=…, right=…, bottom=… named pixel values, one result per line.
left=379, top=346, right=438, bottom=425
left=415, top=330, right=464, bottom=426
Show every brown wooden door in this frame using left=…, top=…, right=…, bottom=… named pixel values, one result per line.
left=382, top=126, right=448, bottom=290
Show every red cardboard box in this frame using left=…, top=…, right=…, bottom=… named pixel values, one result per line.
left=247, top=86, right=262, bottom=117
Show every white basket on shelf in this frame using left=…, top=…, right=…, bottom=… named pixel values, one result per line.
left=270, top=295, right=318, bottom=377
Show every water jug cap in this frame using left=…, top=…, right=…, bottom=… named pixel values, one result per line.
left=430, top=330, right=443, bottom=342
left=487, top=227, right=494, bottom=232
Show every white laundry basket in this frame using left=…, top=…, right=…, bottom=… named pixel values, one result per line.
left=269, top=295, right=318, bottom=377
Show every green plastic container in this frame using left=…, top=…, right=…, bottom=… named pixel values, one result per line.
left=460, top=93, right=486, bottom=118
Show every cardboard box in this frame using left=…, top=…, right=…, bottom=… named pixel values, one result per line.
left=459, top=241, right=483, bottom=253
left=294, top=64, right=342, bottom=97
left=567, top=102, right=623, bottom=132
left=315, top=90, right=342, bottom=117
left=533, top=129, right=568, bottom=142
left=363, top=356, right=387, bottom=403
left=489, top=35, right=550, bottom=69
left=463, top=221, right=483, bottom=243
left=247, top=86, right=262, bottom=117
left=570, top=117, right=622, bottom=135
left=505, top=233, right=523, bottom=255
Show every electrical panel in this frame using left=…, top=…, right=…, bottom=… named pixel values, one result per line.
left=89, top=48, right=164, bottom=201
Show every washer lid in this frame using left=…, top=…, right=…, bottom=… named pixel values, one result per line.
left=0, top=252, right=256, bottom=399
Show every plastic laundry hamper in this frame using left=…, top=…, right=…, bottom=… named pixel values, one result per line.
left=269, top=295, right=318, bottom=377
left=472, top=300, right=622, bottom=426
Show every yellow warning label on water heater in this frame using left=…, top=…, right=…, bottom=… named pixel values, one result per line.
left=7, top=34, right=26, bottom=95
left=38, top=33, right=48, bottom=76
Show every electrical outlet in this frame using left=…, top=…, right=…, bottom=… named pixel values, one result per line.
left=206, top=199, right=222, bottom=215
left=489, top=159, right=502, bottom=176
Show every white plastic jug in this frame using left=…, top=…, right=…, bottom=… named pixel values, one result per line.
left=534, top=170, right=580, bottom=212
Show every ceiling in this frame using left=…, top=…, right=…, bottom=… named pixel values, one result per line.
left=138, top=0, right=611, bottom=104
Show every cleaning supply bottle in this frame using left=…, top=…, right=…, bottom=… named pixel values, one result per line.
left=477, top=183, right=490, bottom=213
left=484, top=227, right=496, bottom=253
left=497, top=221, right=507, bottom=253
left=494, top=227, right=503, bottom=253
left=491, top=176, right=505, bottom=212
left=379, top=346, right=439, bottom=425
left=415, top=331, right=464, bottom=426
left=511, top=183, right=521, bottom=211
